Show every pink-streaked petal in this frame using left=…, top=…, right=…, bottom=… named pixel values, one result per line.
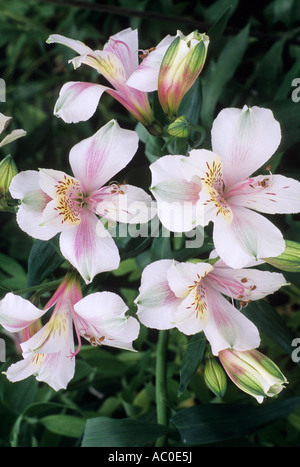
left=54, top=81, right=109, bottom=123
left=59, top=210, right=120, bottom=284
left=212, top=205, right=285, bottom=268
left=94, top=184, right=155, bottom=224
left=35, top=317, right=75, bottom=391
left=166, top=261, right=213, bottom=298
left=204, top=285, right=260, bottom=355
left=0, top=293, right=46, bottom=333
left=74, top=291, right=140, bottom=351
left=46, top=34, right=93, bottom=55
left=228, top=174, right=300, bottom=214
left=207, top=267, right=287, bottom=302
left=135, top=260, right=180, bottom=330
left=211, top=106, right=281, bottom=186
left=69, top=119, right=139, bottom=192
left=104, top=27, right=139, bottom=76
left=20, top=308, right=71, bottom=357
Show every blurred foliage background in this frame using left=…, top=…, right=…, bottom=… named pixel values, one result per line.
left=1, top=0, right=300, bottom=448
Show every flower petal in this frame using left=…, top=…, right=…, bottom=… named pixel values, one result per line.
left=127, top=34, right=177, bottom=92
left=211, top=106, right=281, bottom=186
left=104, top=27, right=139, bottom=76
left=150, top=155, right=203, bottom=232
left=54, top=81, right=109, bottom=123
left=95, top=184, right=155, bottom=224
left=74, top=291, right=140, bottom=351
left=69, top=119, right=139, bottom=192
left=47, top=34, right=93, bottom=55
left=212, top=205, right=285, bottom=268
left=166, top=261, right=213, bottom=298
left=207, top=266, right=287, bottom=302
left=204, top=285, right=260, bottom=355
left=59, top=210, right=120, bottom=284
left=135, top=260, right=180, bottom=330
left=228, top=174, right=300, bottom=214
left=0, top=293, right=46, bottom=333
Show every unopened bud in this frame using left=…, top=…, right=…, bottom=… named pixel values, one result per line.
left=168, top=115, right=190, bottom=138
left=263, top=240, right=300, bottom=272
left=0, top=154, right=17, bottom=199
left=204, top=352, right=227, bottom=398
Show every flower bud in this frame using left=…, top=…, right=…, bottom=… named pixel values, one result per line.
left=204, top=352, right=227, bottom=398
left=0, top=155, right=17, bottom=209
left=263, top=240, right=300, bottom=272
left=158, top=31, right=209, bottom=121
left=167, top=115, right=190, bottom=138
left=218, top=348, right=287, bottom=403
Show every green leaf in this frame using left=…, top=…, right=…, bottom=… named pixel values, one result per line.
left=171, top=396, right=300, bottom=445
left=40, top=414, right=86, bottom=438
left=78, top=347, right=129, bottom=379
left=178, top=332, right=207, bottom=397
left=81, top=417, right=171, bottom=447
left=26, top=237, right=64, bottom=289
left=200, top=24, right=250, bottom=128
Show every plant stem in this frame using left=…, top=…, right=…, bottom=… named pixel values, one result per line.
left=155, top=329, right=169, bottom=447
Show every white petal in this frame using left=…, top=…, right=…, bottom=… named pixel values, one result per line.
left=228, top=174, right=300, bottom=214
left=211, top=106, right=281, bottom=186
left=0, top=113, right=12, bottom=134
left=0, top=293, right=46, bottom=333
left=207, top=267, right=287, bottom=302
left=69, top=119, right=139, bottom=192
left=54, top=81, right=109, bottom=123
left=0, top=129, right=26, bottom=148
left=166, top=261, right=213, bottom=298
left=127, top=34, right=176, bottom=92
left=212, top=205, right=285, bottom=268
left=74, top=291, right=140, bottom=351
left=95, top=184, right=155, bottom=224
left=46, top=34, right=93, bottom=55
left=204, top=285, right=260, bottom=355
left=59, top=210, right=120, bottom=284
left=135, top=260, right=180, bottom=330
left=150, top=155, right=203, bottom=232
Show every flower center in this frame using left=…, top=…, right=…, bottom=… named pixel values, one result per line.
left=202, top=160, right=233, bottom=222
left=54, top=175, right=86, bottom=225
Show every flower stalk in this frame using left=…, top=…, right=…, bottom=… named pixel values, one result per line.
left=155, top=329, right=169, bottom=447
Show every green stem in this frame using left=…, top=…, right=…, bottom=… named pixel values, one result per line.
left=12, top=279, right=62, bottom=297
left=155, top=329, right=169, bottom=447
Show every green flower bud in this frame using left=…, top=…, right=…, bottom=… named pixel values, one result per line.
left=0, top=154, right=17, bottom=198
left=168, top=115, right=190, bottom=138
left=204, top=352, right=227, bottom=398
left=263, top=240, right=300, bottom=272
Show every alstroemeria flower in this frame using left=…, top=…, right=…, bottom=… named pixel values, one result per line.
left=135, top=258, right=286, bottom=355
left=0, top=273, right=140, bottom=391
left=218, top=348, right=288, bottom=403
left=150, top=106, right=300, bottom=268
left=47, top=28, right=175, bottom=133
left=9, top=120, right=154, bottom=283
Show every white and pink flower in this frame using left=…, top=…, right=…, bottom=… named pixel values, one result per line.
left=47, top=28, right=176, bottom=133
left=9, top=120, right=154, bottom=283
left=0, top=273, right=140, bottom=391
left=135, top=258, right=286, bottom=355
left=150, top=106, right=300, bottom=267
